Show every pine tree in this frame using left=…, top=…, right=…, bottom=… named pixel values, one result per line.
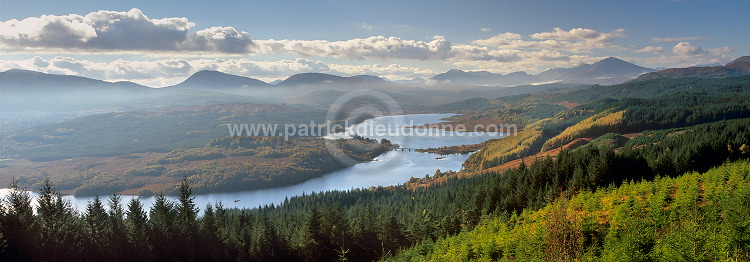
left=0, top=179, right=36, bottom=260
left=322, top=204, right=352, bottom=261
left=176, top=177, right=199, bottom=261
left=35, top=177, right=84, bottom=261
left=302, top=204, right=324, bottom=261
left=149, top=192, right=177, bottom=261
left=125, top=197, right=152, bottom=261
left=355, top=200, right=378, bottom=260
left=84, top=196, right=112, bottom=260
left=107, top=194, right=128, bottom=261
left=199, top=204, right=228, bottom=261
left=377, top=215, right=407, bottom=257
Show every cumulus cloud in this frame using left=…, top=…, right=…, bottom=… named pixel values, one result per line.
left=636, top=42, right=733, bottom=67
left=451, top=50, right=601, bottom=74
left=0, top=9, right=634, bottom=70
left=0, top=8, right=252, bottom=53
left=253, top=35, right=453, bottom=60
left=652, top=36, right=708, bottom=42
left=480, top=27, right=491, bottom=32
left=2, top=9, right=735, bottom=82
left=672, top=41, right=710, bottom=56
left=473, top=28, right=626, bottom=53
left=531, top=28, right=624, bottom=42
left=632, top=46, right=665, bottom=54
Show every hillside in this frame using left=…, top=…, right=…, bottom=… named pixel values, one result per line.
left=3, top=71, right=750, bottom=261
left=277, top=73, right=375, bottom=86
left=0, top=103, right=323, bottom=161
left=638, top=56, right=750, bottom=80
left=167, top=70, right=270, bottom=91
left=430, top=57, right=653, bottom=86
left=390, top=160, right=750, bottom=261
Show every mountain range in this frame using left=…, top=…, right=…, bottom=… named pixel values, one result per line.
left=637, top=56, right=750, bottom=80
left=3, top=57, right=749, bottom=96
left=0, top=69, right=149, bottom=93
left=430, top=57, right=655, bottom=86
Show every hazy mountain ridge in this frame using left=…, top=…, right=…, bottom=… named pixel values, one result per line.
left=0, top=69, right=149, bottom=93
left=430, top=57, right=655, bottom=86
left=637, top=56, right=750, bottom=80
left=0, top=57, right=653, bottom=92
left=166, top=70, right=270, bottom=91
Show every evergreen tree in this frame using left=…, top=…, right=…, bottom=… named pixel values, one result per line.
left=107, top=194, right=128, bottom=261
left=354, top=200, right=378, bottom=260
left=0, top=179, right=36, bottom=261
left=149, top=192, right=177, bottom=261
left=175, top=177, right=199, bottom=261
left=84, top=196, right=113, bottom=260
left=302, top=204, right=323, bottom=261
left=321, top=204, right=352, bottom=261
left=35, top=177, right=84, bottom=261
left=125, top=197, right=152, bottom=261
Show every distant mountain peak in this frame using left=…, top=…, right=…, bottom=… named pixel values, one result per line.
left=637, top=55, right=750, bottom=80
left=727, top=56, right=750, bottom=66
left=350, top=74, right=388, bottom=82
left=276, top=72, right=387, bottom=87
left=170, top=70, right=268, bottom=90
left=430, top=57, right=653, bottom=86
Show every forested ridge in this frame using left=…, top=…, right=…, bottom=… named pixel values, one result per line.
left=2, top=75, right=750, bottom=261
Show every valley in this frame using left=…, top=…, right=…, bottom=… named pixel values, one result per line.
left=2, top=50, right=750, bottom=261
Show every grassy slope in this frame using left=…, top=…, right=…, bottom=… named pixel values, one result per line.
left=390, top=160, right=750, bottom=261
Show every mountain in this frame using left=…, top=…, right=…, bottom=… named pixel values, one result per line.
left=167, top=70, right=269, bottom=91
left=276, top=73, right=382, bottom=87
left=637, top=56, right=750, bottom=80
left=0, top=69, right=154, bottom=111
left=430, top=69, right=528, bottom=86
left=0, top=69, right=149, bottom=93
left=350, top=74, right=388, bottom=82
left=429, top=57, right=653, bottom=86
left=556, top=57, right=654, bottom=84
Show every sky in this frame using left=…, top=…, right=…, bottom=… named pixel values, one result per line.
left=0, top=0, right=747, bottom=87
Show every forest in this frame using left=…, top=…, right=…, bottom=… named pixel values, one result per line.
left=2, top=75, right=750, bottom=261
left=1, top=114, right=749, bottom=261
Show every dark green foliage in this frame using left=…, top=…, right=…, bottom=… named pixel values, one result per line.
left=1, top=76, right=750, bottom=261
left=0, top=179, right=35, bottom=261
left=35, top=178, right=85, bottom=261
left=1, top=115, right=749, bottom=261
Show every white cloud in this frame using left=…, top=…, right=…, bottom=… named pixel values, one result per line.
left=0, top=9, right=737, bottom=82
left=473, top=28, right=626, bottom=53
left=652, top=36, right=708, bottom=42
left=531, top=27, right=624, bottom=42
left=451, top=49, right=601, bottom=74
left=632, top=46, right=665, bottom=54
left=0, top=8, right=253, bottom=53
left=636, top=42, right=733, bottom=66
left=180, top=27, right=253, bottom=53
left=253, top=35, right=453, bottom=60
left=672, top=41, right=709, bottom=56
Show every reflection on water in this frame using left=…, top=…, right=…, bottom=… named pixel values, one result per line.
left=1, top=114, right=505, bottom=211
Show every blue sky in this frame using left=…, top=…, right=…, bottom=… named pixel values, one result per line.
left=0, top=0, right=747, bottom=86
